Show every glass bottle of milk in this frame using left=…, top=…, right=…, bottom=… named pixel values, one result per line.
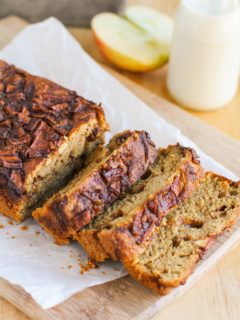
left=167, top=0, right=240, bottom=111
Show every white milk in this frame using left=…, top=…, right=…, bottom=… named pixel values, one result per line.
left=167, top=0, right=240, bottom=111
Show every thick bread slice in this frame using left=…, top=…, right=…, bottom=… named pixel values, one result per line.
left=77, top=144, right=203, bottom=262
left=33, top=130, right=157, bottom=244
left=122, top=172, right=240, bottom=294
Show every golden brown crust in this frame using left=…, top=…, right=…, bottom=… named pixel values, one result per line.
left=0, top=195, right=23, bottom=222
left=77, top=145, right=203, bottom=261
left=121, top=172, right=240, bottom=295
left=33, top=131, right=158, bottom=244
left=0, top=60, right=108, bottom=221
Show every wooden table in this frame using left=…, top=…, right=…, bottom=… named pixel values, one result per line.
left=1, top=0, right=240, bottom=319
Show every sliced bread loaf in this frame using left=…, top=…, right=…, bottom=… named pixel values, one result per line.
left=33, top=130, right=157, bottom=244
left=76, top=144, right=203, bottom=261
left=0, top=60, right=108, bottom=222
left=122, top=172, right=240, bottom=294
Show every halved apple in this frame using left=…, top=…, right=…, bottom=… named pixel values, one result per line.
left=91, top=13, right=169, bottom=72
left=125, top=6, right=173, bottom=47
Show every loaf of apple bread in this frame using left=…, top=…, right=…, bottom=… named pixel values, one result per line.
left=122, top=172, right=240, bottom=294
left=76, top=144, right=203, bottom=262
left=33, top=130, right=158, bottom=244
left=0, top=60, right=108, bottom=222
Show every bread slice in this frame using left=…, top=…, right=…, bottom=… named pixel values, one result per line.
left=76, top=144, right=203, bottom=262
left=122, top=172, right=240, bottom=294
left=33, top=130, right=158, bottom=244
left=0, top=60, right=108, bottom=222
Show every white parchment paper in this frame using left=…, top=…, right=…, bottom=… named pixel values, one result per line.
left=0, top=17, right=238, bottom=309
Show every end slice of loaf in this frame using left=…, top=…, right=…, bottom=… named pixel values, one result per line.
left=33, top=130, right=157, bottom=244
left=122, top=172, right=240, bottom=294
left=76, top=144, right=203, bottom=262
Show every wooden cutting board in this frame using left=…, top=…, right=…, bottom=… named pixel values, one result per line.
left=0, top=16, right=240, bottom=320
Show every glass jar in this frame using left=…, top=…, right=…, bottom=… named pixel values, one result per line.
left=167, top=0, right=240, bottom=111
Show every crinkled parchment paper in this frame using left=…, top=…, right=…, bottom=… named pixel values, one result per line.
left=0, top=18, right=238, bottom=309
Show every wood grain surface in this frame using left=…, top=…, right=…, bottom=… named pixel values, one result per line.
left=0, top=0, right=240, bottom=319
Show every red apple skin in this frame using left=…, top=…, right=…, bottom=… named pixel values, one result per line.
left=93, top=31, right=168, bottom=73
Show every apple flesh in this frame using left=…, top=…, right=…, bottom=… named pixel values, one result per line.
left=91, top=13, right=169, bottom=72
left=125, top=6, right=173, bottom=48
